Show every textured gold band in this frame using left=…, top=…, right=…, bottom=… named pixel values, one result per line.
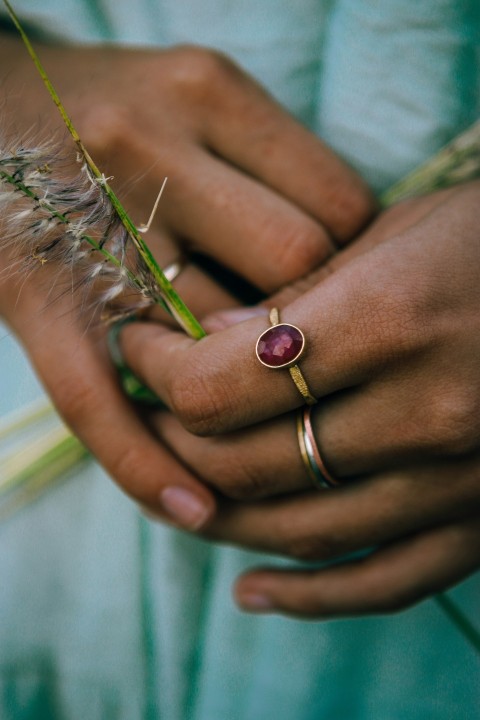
left=269, top=307, right=280, bottom=325
left=289, top=365, right=317, bottom=405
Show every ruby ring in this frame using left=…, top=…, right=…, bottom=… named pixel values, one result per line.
left=255, top=308, right=317, bottom=405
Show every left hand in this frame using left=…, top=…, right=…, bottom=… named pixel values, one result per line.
left=120, top=183, right=480, bottom=618
left=0, top=36, right=375, bottom=531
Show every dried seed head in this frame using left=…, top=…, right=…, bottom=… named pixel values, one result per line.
left=0, top=137, right=163, bottom=322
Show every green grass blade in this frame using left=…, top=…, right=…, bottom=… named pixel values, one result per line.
left=380, top=121, right=480, bottom=207
left=0, top=398, right=55, bottom=441
left=435, top=593, right=480, bottom=656
left=0, top=431, right=89, bottom=522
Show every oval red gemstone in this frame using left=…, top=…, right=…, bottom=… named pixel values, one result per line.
left=256, top=323, right=304, bottom=367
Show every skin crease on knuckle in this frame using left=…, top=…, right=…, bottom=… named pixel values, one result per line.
left=168, top=359, right=239, bottom=437
left=213, top=453, right=268, bottom=501
left=428, top=381, right=480, bottom=458
left=169, top=430, right=264, bottom=500
left=267, top=223, right=334, bottom=288
left=48, top=372, right=103, bottom=434
left=272, top=508, right=344, bottom=562
left=354, top=266, right=435, bottom=368
left=77, top=102, right=136, bottom=158
left=106, top=443, right=159, bottom=502
left=286, top=533, right=344, bottom=563
left=319, top=174, right=378, bottom=242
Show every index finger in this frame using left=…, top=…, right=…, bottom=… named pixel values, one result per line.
left=120, top=246, right=418, bottom=436
left=197, top=52, right=376, bottom=241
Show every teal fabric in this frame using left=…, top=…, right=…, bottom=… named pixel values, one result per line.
left=0, top=1, right=479, bottom=718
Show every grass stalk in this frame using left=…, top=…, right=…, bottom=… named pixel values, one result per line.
left=0, top=424, right=88, bottom=521
left=2, top=0, right=205, bottom=340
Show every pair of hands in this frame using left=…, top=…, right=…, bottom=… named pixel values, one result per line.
left=1, top=38, right=479, bottom=618
left=128, top=183, right=480, bottom=618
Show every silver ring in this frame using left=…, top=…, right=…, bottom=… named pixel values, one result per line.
left=163, top=257, right=187, bottom=283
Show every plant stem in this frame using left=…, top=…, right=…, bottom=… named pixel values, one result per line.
left=0, top=425, right=88, bottom=521
left=2, top=0, right=205, bottom=339
left=0, top=168, right=148, bottom=295
left=435, top=593, right=480, bottom=655
left=0, top=397, right=54, bottom=441
left=380, top=121, right=480, bottom=207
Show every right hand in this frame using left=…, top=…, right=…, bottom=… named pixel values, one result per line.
left=0, top=34, right=375, bottom=524
left=121, top=185, right=480, bottom=617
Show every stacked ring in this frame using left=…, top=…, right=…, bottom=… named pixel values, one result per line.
left=255, top=307, right=317, bottom=405
left=297, top=405, right=340, bottom=489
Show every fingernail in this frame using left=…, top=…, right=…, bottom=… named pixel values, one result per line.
left=237, top=592, right=274, bottom=612
left=203, top=306, right=268, bottom=332
left=160, top=487, right=210, bottom=530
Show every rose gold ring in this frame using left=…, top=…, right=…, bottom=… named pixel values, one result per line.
left=297, top=405, right=340, bottom=489
left=255, top=307, right=317, bottom=405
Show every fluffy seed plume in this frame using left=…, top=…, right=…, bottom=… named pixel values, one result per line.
left=1, top=0, right=205, bottom=338
left=0, top=138, right=167, bottom=321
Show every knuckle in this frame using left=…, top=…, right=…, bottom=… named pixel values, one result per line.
left=285, top=530, right=341, bottom=562
left=324, top=177, right=377, bottom=241
left=276, top=511, right=346, bottom=561
left=194, top=437, right=260, bottom=499
left=268, top=224, right=331, bottom=288
left=54, top=376, right=100, bottom=431
left=287, top=587, right=326, bottom=617
left=168, top=362, right=235, bottom=436
left=429, top=385, right=480, bottom=456
left=108, top=444, right=151, bottom=497
left=357, top=276, right=431, bottom=362
left=167, top=45, right=238, bottom=100
left=359, top=564, right=423, bottom=614
left=80, top=102, right=133, bottom=155
left=216, top=457, right=265, bottom=500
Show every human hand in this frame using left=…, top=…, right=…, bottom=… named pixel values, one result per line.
left=0, top=34, right=375, bottom=311
left=121, top=183, right=480, bottom=616
left=0, top=34, right=374, bottom=528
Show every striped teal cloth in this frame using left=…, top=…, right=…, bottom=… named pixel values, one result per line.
left=0, top=1, right=479, bottom=718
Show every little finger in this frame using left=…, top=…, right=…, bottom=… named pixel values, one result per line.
left=234, top=517, right=480, bottom=618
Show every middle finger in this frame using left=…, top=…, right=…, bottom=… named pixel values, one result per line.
left=151, top=410, right=307, bottom=499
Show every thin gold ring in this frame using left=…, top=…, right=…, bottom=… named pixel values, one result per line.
left=255, top=307, right=317, bottom=405
left=297, top=405, right=340, bottom=489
